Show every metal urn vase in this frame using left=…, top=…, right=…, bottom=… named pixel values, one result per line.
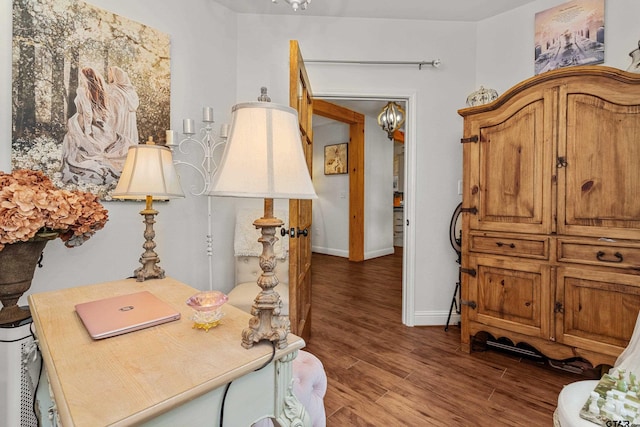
left=0, top=239, right=48, bottom=325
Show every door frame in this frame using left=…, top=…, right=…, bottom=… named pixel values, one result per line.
left=314, top=90, right=418, bottom=326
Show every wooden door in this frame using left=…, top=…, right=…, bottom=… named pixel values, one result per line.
left=462, top=90, right=554, bottom=235
left=289, top=40, right=313, bottom=340
left=558, top=80, right=640, bottom=241
left=556, top=266, right=640, bottom=364
left=466, top=254, right=550, bottom=340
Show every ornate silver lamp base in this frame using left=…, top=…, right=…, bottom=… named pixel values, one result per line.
left=241, top=199, right=290, bottom=349
left=134, top=197, right=165, bottom=282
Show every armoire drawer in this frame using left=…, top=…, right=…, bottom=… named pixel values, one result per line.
left=469, top=233, right=549, bottom=259
left=558, top=239, right=640, bottom=270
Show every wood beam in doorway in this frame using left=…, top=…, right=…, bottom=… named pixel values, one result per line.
left=314, top=99, right=365, bottom=262
left=393, top=130, right=404, bottom=143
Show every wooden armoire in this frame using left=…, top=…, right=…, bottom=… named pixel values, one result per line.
left=458, top=66, right=640, bottom=368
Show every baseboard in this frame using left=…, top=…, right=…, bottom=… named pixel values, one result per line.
left=311, top=246, right=349, bottom=258
left=364, top=247, right=395, bottom=259
left=311, top=247, right=396, bottom=259
left=413, top=310, right=460, bottom=327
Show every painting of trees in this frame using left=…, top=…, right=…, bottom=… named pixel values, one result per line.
left=11, top=0, right=170, bottom=198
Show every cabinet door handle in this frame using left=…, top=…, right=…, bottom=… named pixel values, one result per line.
left=596, top=251, right=623, bottom=263
left=461, top=300, right=477, bottom=309
left=460, top=268, right=477, bottom=277
left=556, top=156, right=568, bottom=168
left=554, top=302, right=564, bottom=313
left=496, top=242, right=515, bottom=248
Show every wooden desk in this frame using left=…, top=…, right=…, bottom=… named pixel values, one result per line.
left=29, top=277, right=309, bottom=426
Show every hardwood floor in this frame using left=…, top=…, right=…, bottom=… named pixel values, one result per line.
left=304, top=249, right=592, bottom=426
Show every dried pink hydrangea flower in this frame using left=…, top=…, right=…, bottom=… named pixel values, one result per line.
left=0, top=169, right=108, bottom=251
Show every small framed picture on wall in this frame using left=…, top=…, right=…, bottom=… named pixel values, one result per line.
left=324, top=143, right=348, bottom=175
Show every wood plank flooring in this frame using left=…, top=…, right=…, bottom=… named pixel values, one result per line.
left=304, top=249, right=593, bottom=426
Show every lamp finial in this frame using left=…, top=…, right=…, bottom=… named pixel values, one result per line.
left=258, top=87, right=271, bottom=102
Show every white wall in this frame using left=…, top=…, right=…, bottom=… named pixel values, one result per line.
left=312, top=115, right=394, bottom=259
left=0, top=0, right=242, bottom=305
left=312, top=122, right=350, bottom=257
left=363, top=114, right=395, bottom=259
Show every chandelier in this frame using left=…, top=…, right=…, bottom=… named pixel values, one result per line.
left=272, top=0, right=311, bottom=11
left=377, top=102, right=406, bottom=140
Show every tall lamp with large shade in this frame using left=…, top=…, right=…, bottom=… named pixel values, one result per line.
left=209, top=97, right=317, bottom=349
left=113, top=141, right=184, bottom=281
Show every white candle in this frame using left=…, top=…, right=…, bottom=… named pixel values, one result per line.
left=220, top=123, right=229, bottom=139
left=183, top=118, right=195, bottom=134
left=203, top=107, right=214, bottom=123
left=165, top=130, right=175, bottom=145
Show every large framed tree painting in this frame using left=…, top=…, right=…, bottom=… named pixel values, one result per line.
left=12, top=0, right=170, bottom=199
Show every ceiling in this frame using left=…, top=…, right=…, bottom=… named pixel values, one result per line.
left=212, top=0, right=536, bottom=22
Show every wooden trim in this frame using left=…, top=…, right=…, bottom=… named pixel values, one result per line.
left=314, top=99, right=366, bottom=262
left=289, top=40, right=314, bottom=340
left=314, top=99, right=361, bottom=122
left=393, top=130, right=404, bottom=143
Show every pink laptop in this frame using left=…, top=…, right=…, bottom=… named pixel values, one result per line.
left=75, top=291, right=181, bottom=340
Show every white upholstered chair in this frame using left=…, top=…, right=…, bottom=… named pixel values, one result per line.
left=227, top=209, right=289, bottom=315
left=227, top=255, right=289, bottom=316
left=555, top=312, right=640, bottom=426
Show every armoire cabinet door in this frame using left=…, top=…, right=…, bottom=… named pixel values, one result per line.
left=467, top=255, right=551, bottom=340
left=558, top=82, right=640, bottom=240
left=464, top=91, right=554, bottom=235
left=556, top=266, right=640, bottom=358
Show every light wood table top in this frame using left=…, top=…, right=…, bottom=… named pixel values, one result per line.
left=29, top=277, right=304, bottom=426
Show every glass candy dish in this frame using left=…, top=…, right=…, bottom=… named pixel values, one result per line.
left=186, top=291, right=228, bottom=331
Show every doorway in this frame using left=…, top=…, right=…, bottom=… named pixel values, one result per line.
left=312, top=92, right=417, bottom=326
left=313, top=99, right=365, bottom=261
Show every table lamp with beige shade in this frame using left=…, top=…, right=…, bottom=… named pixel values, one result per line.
left=208, top=90, right=317, bottom=349
left=113, top=139, right=184, bottom=281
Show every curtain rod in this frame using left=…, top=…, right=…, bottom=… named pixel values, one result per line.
left=305, top=58, right=441, bottom=70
